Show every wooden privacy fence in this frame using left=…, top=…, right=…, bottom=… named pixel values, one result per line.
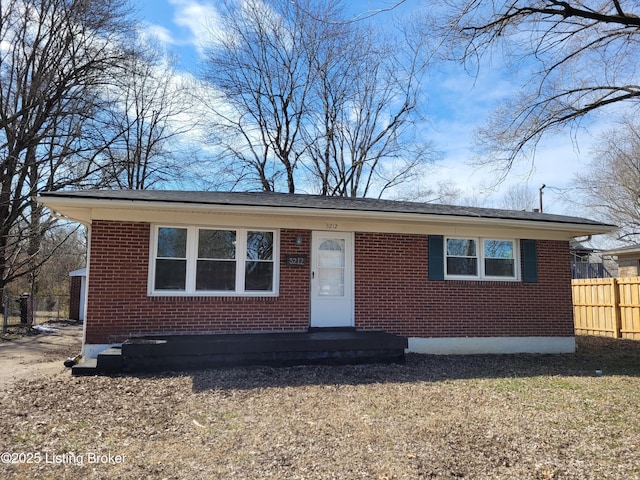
left=572, top=277, right=640, bottom=339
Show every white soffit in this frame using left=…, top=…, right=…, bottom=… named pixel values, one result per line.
left=37, top=195, right=616, bottom=240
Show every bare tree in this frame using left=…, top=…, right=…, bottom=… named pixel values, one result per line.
left=203, top=0, right=319, bottom=193
left=573, top=117, right=640, bottom=242
left=305, top=19, right=433, bottom=198
left=203, top=0, right=433, bottom=196
left=440, top=0, right=640, bottom=173
left=100, top=38, right=197, bottom=190
left=392, top=181, right=462, bottom=204
left=500, top=184, right=537, bottom=211
left=0, top=0, right=134, bottom=299
left=7, top=222, right=85, bottom=298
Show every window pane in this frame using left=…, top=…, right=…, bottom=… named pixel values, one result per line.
left=485, top=259, right=515, bottom=277
left=319, top=239, right=345, bottom=267
left=484, top=240, right=515, bottom=277
left=196, top=260, right=236, bottom=290
left=484, top=240, right=514, bottom=259
left=447, top=257, right=478, bottom=276
left=198, top=230, right=235, bottom=259
left=155, top=259, right=186, bottom=290
left=317, top=238, right=345, bottom=295
left=318, top=268, right=345, bottom=296
left=447, top=238, right=476, bottom=257
left=247, top=231, right=273, bottom=260
left=245, top=261, right=274, bottom=291
left=157, top=228, right=187, bottom=258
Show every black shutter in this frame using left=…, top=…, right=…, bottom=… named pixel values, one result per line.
left=522, top=239, right=538, bottom=283
left=428, top=235, right=445, bottom=281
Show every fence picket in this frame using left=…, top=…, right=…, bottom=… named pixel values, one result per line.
left=572, top=277, right=640, bottom=339
left=612, top=278, right=622, bottom=339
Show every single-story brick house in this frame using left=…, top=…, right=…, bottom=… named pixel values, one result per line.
left=38, top=190, right=614, bottom=360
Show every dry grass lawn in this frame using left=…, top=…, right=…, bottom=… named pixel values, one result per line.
left=1, top=335, right=639, bottom=479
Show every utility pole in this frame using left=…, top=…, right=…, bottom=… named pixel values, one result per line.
left=539, top=184, right=546, bottom=213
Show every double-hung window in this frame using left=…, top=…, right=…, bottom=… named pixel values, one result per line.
left=151, top=226, right=278, bottom=295
left=196, top=229, right=237, bottom=291
left=483, top=240, right=516, bottom=278
left=445, top=238, right=478, bottom=277
left=155, top=227, right=188, bottom=290
left=445, top=237, right=518, bottom=280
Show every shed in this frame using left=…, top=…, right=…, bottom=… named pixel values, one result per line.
left=69, top=268, right=86, bottom=321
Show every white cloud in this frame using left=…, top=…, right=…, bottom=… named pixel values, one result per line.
left=413, top=58, right=611, bottom=214
left=143, top=24, right=177, bottom=45
left=168, top=0, right=221, bottom=54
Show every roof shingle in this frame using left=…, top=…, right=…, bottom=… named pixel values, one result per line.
left=38, top=189, right=612, bottom=227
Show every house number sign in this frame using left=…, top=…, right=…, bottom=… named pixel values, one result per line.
left=285, top=254, right=307, bottom=266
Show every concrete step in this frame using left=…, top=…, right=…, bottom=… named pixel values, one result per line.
left=71, top=358, right=98, bottom=376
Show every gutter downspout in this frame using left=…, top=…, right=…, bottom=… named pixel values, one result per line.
left=51, top=210, right=91, bottom=365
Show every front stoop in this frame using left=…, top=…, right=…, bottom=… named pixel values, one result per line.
left=71, top=330, right=408, bottom=375
left=71, top=347, right=122, bottom=376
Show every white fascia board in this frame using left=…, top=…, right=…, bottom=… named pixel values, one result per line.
left=38, top=197, right=615, bottom=240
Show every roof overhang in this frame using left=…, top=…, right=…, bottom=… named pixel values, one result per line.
left=600, top=246, right=640, bottom=258
left=37, top=192, right=616, bottom=241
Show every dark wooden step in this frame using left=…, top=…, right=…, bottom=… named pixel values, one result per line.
left=71, top=358, right=98, bottom=376
left=73, top=330, right=408, bottom=375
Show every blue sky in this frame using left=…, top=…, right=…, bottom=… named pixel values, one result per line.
left=133, top=0, right=601, bottom=214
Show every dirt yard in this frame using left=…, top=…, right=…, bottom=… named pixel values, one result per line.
left=0, top=334, right=639, bottom=480
left=0, top=321, right=82, bottom=391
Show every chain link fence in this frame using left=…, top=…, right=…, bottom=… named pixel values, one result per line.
left=2, top=295, right=70, bottom=333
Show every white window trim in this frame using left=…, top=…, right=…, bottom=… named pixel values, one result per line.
left=444, top=237, right=520, bottom=281
left=148, top=225, right=280, bottom=297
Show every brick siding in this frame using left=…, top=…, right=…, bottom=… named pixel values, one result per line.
left=86, top=221, right=310, bottom=344
left=354, top=232, right=574, bottom=337
left=85, top=221, right=573, bottom=344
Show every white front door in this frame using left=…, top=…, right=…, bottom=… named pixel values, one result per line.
left=310, top=231, right=354, bottom=328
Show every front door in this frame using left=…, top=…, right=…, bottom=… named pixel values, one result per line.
left=310, top=231, right=354, bottom=328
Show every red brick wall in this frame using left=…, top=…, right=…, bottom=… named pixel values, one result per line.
left=86, top=222, right=574, bottom=344
left=86, top=221, right=310, bottom=344
left=354, top=233, right=574, bottom=337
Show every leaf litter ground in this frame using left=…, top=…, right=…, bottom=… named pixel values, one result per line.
left=1, top=335, right=639, bottom=479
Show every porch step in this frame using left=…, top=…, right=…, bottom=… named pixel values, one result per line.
left=72, top=330, right=408, bottom=375
left=307, top=327, right=356, bottom=332
left=71, top=358, right=98, bottom=376
left=122, top=347, right=405, bottom=372
left=121, top=331, right=407, bottom=372
left=96, top=347, right=124, bottom=372
left=71, top=347, right=123, bottom=376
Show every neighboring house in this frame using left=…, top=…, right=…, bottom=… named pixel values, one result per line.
left=600, top=245, right=640, bottom=277
left=38, top=190, right=614, bottom=361
left=570, top=241, right=614, bottom=279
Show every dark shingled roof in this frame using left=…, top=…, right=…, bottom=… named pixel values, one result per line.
left=38, top=189, right=613, bottom=227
